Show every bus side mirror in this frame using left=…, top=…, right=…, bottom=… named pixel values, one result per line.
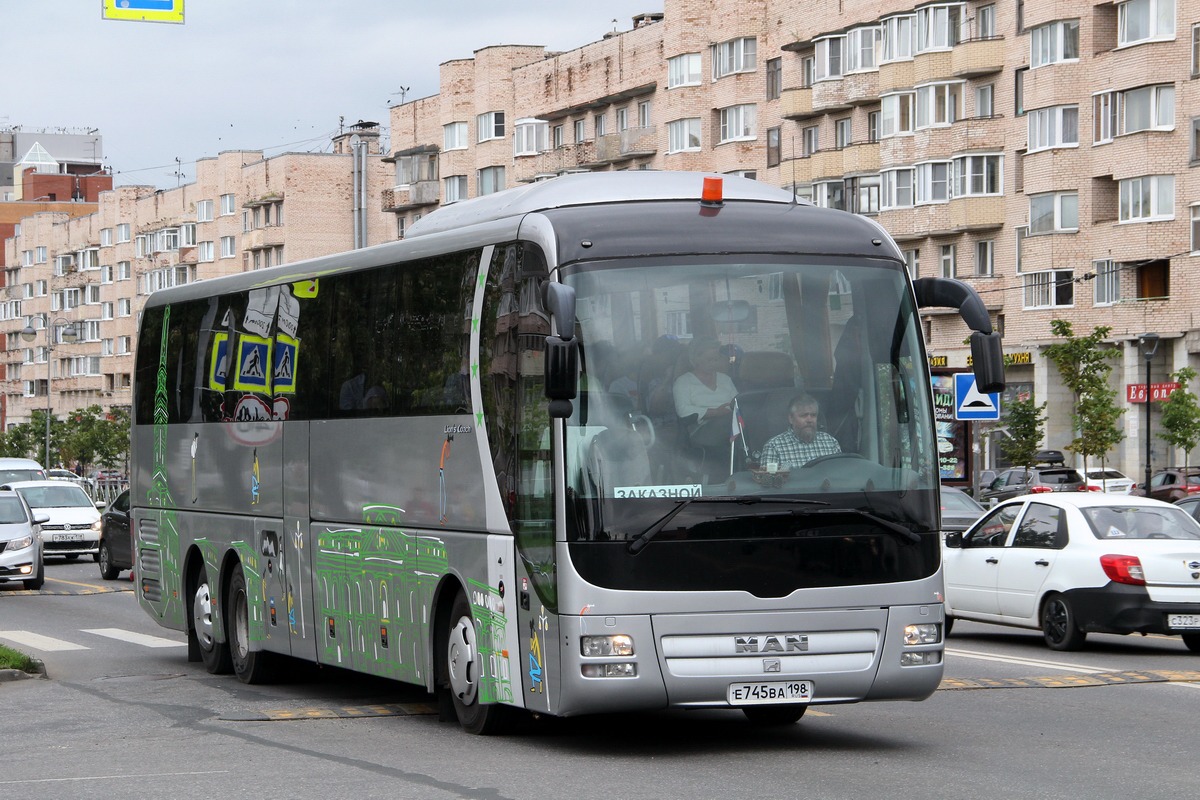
left=542, top=281, right=578, bottom=418
left=970, top=331, right=1005, bottom=394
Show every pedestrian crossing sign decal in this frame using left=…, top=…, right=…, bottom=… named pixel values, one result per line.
left=208, top=333, right=229, bottom=391
left=954, top=373, right=1001, bottom=420
left=273, top=334, right=298, bottom=395
left=233, top=334, right=272, bottom=393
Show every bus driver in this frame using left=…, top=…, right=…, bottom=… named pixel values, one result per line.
left=759, top=393, right=841, bottom=469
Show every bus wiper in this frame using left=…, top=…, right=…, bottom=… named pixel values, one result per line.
left=627, top=496, right=829, bottom=555
left=781, top=507, right=922, bottom=543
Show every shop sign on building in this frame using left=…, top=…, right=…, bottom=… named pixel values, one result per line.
left=1127, top=383, right=1181, bottom=403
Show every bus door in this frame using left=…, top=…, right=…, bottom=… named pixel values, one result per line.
left=254, top=519, right=292, bottom=656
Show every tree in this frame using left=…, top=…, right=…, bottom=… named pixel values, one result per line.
left=1000, top=396, right=1047, bottom=471
left=1042, top=320, right=1124, bottom=468
left=65, top=405, right=131, bottom=473
left=1158, top=367, right=1200, bottom=467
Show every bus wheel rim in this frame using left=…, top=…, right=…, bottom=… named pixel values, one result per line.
left=192, top=582, right=215, bottom=649
left=447, top=615, right=478, bottom=704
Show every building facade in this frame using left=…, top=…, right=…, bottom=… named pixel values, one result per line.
left=385, top=0, right=1200, bottom=480
left=1, top=123, right=392, bottom=443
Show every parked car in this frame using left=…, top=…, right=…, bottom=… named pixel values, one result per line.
left=0, top=457, right=47, bottom=485
left=1137, top=467, right=1200, bottom=503
left=0, top=489, right=48, bottom=591
left=940, top=485, right=986, bottom=537
left=47, top=468, right=86, bottom=484
left=1174, top=495, right=1200, bottom=523
left=1084, top=468, right=1135, bottom=495
left=98, top=489, right=133, bottom=580
left=943, top=493, right=1200, bottom=651
left=0, top=480, right=102, bottom=560
left=977, top=465, right=1092, bottom=505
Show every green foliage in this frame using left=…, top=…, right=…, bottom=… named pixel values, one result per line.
left=1158, top=367, right=1200, bottom=466
left=0, top=405, right=129, bottom=470
left=1000, top=397, right=1047, bottom=470
left=0, top=643, right=39, bottom=673
left=1042, top=320, right=1124, bottom=465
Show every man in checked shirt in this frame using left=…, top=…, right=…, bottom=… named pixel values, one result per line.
left=759, top=393, right=842, bottom=469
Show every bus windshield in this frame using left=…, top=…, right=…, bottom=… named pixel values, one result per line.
left=561, top=254, right=937, bottom=546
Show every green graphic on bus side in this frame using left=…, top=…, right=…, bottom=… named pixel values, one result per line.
left=149, top=305, right=184, bottom=624
left=467, top=578, right=514, bottom=704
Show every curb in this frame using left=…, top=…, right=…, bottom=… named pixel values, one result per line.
left=0, top=659, right=47, bottom=682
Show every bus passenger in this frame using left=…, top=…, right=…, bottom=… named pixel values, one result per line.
left=759, top=393, right=841, bottom=469
left=673, top=337, right=737, bottom=449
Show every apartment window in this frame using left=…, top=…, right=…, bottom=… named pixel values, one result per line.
left=814, top=36, right=844, bottom=80
left=443, top=122, right=468, bottom=150
left=976, top=240, right=995, bottom=276
left=477, top=111, right=505, bottom=142
left=1024, top=270, right=1074, bottom=308
left=514, top=119, right=548, bottom=156
left=220, top=236, right=236, bottom=258
left=867, top=111, right=880, bottom=142
left=35, top=246, right=47, bottom=263
left=916, top=4, right=962, bottom=52
left=1118, top=0, right=1175, bottom=46
left=101, top=265, right=113, bottom=284
left=100, top=228, right=112, bottom=246
left=478, top=166, right=505, bottom=196
left=395, top=152, right=437, bottom=185
left=116, top=223, right=130, bottom=243
left=939, top=244, right=957, bottom=278
left=1015, top=67, right=1027, bottom=116
left=198, top=241, right=215, bottom=262
left=552, top=124, right=564, bottom=149
left=846, top=175, right=881, bottom=214
left=767, top=126, right=781, bottom=167
left=766, top=57, right=782, bottom=100
left=835, top=117, right=852, bottom=149
left=976, top=84, right=994, bottom=118
left=1120, top=175, right=1174, bottom=221
left=903, top=249, right=920, bottom=278
left=118, top=298, right=131, bottom=316
left=1094, top=92, right=1117, bottom=143
left=1031, top=20, right=1080, bottom=67
left=1193, top=23, right=1200, bottom=75
left=712, top=37, right=756, bottom=79
left=668, top=53, right=702, bottom=87
left=101, top=302, right=114, bottom=320
left=220, top=193, right=236, bottom=215
left=845, top=26, right=881, bottom=72
left=1028, top=105, right=1079, bottom=151
left=594, top=114, right=606, bottom=138
left=881, top=92, right=915, bottom=137
left=181, top=223, right=196, bottom=247
left=667, top=118, right=702, bottom=152
left=916, top=161, right=952, bottom=204
left=1094, top=259, right=1120, bottom=304
left=1194, top=118, right=1200, bottom=162
left=118, top=261, right=131, bottom=281
left=801, top=125, right=819, bottom=156
left=21, top=250, right=32, bottom=267
left=1030, top=192, right=1079, bottom=233
left=718, top=104, right=757, bottom=142
left=196, top=199, right=214, bottom=222
left=574, top=119, right=586, bottom=142
left=638, top=101, right=651, bottom=128
left=882, top=168, right=915, bottom=208
left=78, top=248, right=100, bottom=270
left=616, top=108, right=629, bottom=132
left=117, top=336, right=131, bottom=355
left=915, top=81, right=962, bottom=128
left=444, top=175, right=468, bottom=203
left=952, top=154, right=1003, bottom=196
left=814, top=180, right=846, bottom=210
left=800, top=56, right=815, bottom=88
left=881, top=14, right=916, bottom=61
left=977, top=5, right=996, bottom=38
left=1122, top=85, right=1175, bottom=133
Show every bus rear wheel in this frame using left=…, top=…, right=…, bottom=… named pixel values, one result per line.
left=742, top=705, right=807, bottom=726
left=191, top=563, right=231, bottom=674
left=445, top=592, right=512, bottom=735
left=228, top=567, right=274, bottom=684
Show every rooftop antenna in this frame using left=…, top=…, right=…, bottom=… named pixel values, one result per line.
left=390, top=86, right=410, bottom=104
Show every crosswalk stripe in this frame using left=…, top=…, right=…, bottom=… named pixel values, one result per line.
left=81, top=628, right=185, bottom=648
left=0, top=630, right=89, bottom=652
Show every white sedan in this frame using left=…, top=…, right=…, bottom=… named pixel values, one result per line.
left=1084, top=468, right=1135, bottom=494
left=943, top=493, right=1200, bottom=652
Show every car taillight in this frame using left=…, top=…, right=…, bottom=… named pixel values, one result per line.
left=1100, top=554, right=1145, bottom=585
left=1030, top=486, right=1052, bottom=493
left=1084, top=485, right=1102, bottom=492
left=1186, top=485, right=1200, bottom=494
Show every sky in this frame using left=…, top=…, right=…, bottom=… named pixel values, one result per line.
left=5, top=1, right=663, bottom=189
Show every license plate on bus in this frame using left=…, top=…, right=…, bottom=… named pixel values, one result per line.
left=53, top=533, right=84, bottom=543
left=728, top=680, right=813, bottom=705
left=1168, top=614, right=1200, bottom=630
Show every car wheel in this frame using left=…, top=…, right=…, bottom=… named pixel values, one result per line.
left=1040, top=593, right=1087, bottom=651
left=227, top=567, right=274, bottom=684
left=98, top=541, right=120, bottom=580
left=190, top=563, right=232, bottom=674
left=63, top=554, right=79, bottom=561
left=944, top=615, right=955, bottom=636
left=1181, top=633, right=1200, bottom=653
left=742, top=705, right=807, bottom=725
left=444, top=591, right=513, bottom=735
left=24, top=558, right=44, bottom=591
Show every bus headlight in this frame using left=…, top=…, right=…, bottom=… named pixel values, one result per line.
left=903, top=623, right=941, bottom=646
left=580, top=634, right=634, bottom=657
left=581, top=663, right=637, bottom=678
left=900, top=651, right=942, bottom=666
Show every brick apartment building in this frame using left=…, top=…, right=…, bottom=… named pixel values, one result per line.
left=1, top=122, right=391, bottom=444
left=385, top=0, right=1200, bottom=481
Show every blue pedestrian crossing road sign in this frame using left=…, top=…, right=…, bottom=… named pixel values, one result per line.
left=954, top=373, right=1001, bottom=420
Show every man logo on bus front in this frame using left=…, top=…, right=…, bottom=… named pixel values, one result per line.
left=734, top=634, right=809, bottom=653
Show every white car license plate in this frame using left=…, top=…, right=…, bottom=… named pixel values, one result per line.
left=53, top=533, right=84, bottom=542
left=728, top=680, right=813, bottom=706
left=1168, top=614, right=1200, bottom=630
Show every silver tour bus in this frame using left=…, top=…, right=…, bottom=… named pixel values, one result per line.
left=132, top=172, right=1004, bottom=733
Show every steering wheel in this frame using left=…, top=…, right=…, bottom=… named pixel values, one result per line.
left=630, top=414, right=656, bottom=449
left=802, top=452, right=866, bottom=467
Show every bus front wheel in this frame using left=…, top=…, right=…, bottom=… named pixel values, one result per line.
left=445, top=592, right=512, bottom=735
left=191, top=563, right=231, bottom=674
left=227, top=568, right=274, bottom=684
left=742, top=705, right=807, bottom=725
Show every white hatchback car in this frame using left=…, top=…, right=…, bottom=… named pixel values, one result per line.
left=1084, top=468, right=1135, bottom=495
left=943, top=493, right=1200, bottom=651
left=1, top=480, right=102, bottom=560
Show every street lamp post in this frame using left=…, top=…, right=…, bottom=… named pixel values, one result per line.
left=1138, top=333, right=1160, bottom=492
left=20, top=317, right=78, bottom=468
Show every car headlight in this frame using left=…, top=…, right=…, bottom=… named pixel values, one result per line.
left=91, top=520, right=102, bottom=532
left=8, top=534, right=34, bottom=550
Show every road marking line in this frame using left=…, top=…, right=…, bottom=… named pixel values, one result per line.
left=81, top=628, right=185, bottom=648
left=0, top=770, right=229, bottom=786
left=45, top=576, right=109, bottom=591
left=947, top=648, right=1112, bottom=673
left=0, top=630, right=89, bottom=651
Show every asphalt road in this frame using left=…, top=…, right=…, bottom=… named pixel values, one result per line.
left=3, top=558, right=1199, bottom=800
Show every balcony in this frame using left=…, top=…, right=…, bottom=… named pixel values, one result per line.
left=778, top=156, right=813, bottom=185
left=878, top=60, right=915, bottom=94
left=590, top=126, right=657, bottom=165
left=781, top=87, right=815, bottom=120
left=840, top=142, right=880, bottom=175
left=811, top=79, right=851, bottom=114
left=513, top=142, right=597, bottom=183
left=912, top=49, right=953, bottom=85
left=382, top=180, right=440, bottom=212
left=948, top=196, right=1005, bottom=231
left=951, top=37, right=1005, bottom=78
left=808, top=149, right=845, bottom=181
left=950, top=115, right=1008, bottom=153
left=242, top=226, right=286, bottom=251
left=843, top=71, right=880, bottom=106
